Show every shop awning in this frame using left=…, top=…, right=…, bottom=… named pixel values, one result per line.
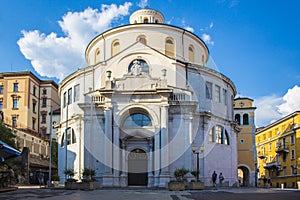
left=0, top=140, right=21, bottom=161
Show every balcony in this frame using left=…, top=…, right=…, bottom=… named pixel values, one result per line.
left=275, top=145, right=289, bottom=153
left=263, top=161, right=280, bottom=169
left=257, top=153, right=266, bottom=159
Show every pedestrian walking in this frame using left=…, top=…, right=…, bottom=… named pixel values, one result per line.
left=37, top=171, right=44, bottom=188
left=212, top=171, right=217, bottom=187
left=219, top=172, right=224, bottom=185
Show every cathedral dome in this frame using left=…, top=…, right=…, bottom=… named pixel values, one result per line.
left=129, top=8, right=164, bottom=24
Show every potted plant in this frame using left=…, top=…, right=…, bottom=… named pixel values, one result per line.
left=79, top=168, right=101, bottom=190
left=64, top=169, right=78, bottom=189
left=51, top=174, right=60, bottom=187
left=168, top=167, right=189, bottom=191
left=189, top=170, right=204, bottom=190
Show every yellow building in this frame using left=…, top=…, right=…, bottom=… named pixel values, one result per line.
left=234, top=97, right=257, bottom=187
left=256, top=111, right=300, bottom=188
left=0, top=71, right=60, bottom=184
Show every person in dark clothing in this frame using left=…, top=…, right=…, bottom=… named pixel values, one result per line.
left=212, top=171, right=217, bottom=187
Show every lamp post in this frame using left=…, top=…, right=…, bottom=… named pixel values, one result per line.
left=192, top=146, right=200, bottom=181
left=48, top=106, right=53, bottom=187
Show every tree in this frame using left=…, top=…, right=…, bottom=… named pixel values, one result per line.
left=0, top=121, right=18, bottom=149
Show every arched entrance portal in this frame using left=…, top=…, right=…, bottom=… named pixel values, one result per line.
left=128, top=148, right=148, bottom=186
left=238, top=166, right=250, bottom=187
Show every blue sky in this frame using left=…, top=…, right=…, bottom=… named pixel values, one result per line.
left=0, top=0, right=299, bottom=126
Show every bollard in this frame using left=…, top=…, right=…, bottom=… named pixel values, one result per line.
left=281, top=183, right=284, bottom=189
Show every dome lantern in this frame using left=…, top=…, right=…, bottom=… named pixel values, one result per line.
left=129, top=8, right=164, bottom=24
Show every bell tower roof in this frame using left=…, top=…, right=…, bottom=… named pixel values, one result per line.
left=129, top=8, right=164, bottom=24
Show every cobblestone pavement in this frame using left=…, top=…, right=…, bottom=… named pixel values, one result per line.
left=0, top=187, right=299, bottom=200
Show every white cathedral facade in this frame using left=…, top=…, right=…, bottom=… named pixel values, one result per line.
left=57, top=8, right=239, bottom=188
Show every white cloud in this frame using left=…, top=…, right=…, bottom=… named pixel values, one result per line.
left=137, top=0, right=149, bottom=8
left=185, top=26, right=194, bottom=33
left=254, top=85, right=300, bottom=127
left=277, top=85, right=300, bottom=115
left=17, top=2, right=132, bottom=81
left=201, top=33, right=214, bottom=45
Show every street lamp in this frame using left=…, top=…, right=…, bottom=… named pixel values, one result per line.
left=48, top=106, right=53, bottom=187
left=192, top=146, right=200, bottom=181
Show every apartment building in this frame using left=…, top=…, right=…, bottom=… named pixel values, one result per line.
left=0, top=71, right=60, bottom=184
left=256, top=111, right=300, bottom=188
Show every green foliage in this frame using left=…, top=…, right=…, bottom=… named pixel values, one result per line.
left=174, top=167, right=189, bottom=181
left=0, top=121, right=18, bottom=149
left=82, top=168, right=96, bottom=181
left=52, top=174, right=60, bottom=181
left=63, top=168, right=75, bottom=181
left=191, top=170, right=199, bottom=178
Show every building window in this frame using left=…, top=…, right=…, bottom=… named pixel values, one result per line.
left=41, top=128, right=47, bottom=135
left=0, top=85, right=3, bottom=94
left=290, top=134, right=295, bottom=145
left=210, top=125, right=230, bottom=145
left=143, top=17, right=149, bottom=23
left=0, top=100, right=2, bottom=110
left=137, top=35, right=147, bottom=45
left=12, top=117, right=17, bottom=127
left=41, top=114, right=47, bottom=123
left=13, top=99, right=18, bottom=109
left=94, top=48, right=100, bottom=64
left=243, top=114, right=249, bottom=125
left=205, top=82, right=212, bottom=99
left=61, top=128, right=76, bottom=147
left=291, top=149, right=295, bottom=160
left=215, top=85, right=221, bottom=103
left=13, top=83, right=18, bottom=92
left=32, top=100, right=36, bottom=113
left=42, top=97, right=47, bottom=107
left=235, top=114, right=241, bottom=125
left=33, top=86, right=36, bottom=96
left=209, top=127, right=215, bottom=142
left=165, top=37, right=175, bottom=57
left=68, top=88, right=72, bottom=105
left=188, top=45, right=194, bottom=63
left=42, top=88, right=47, bottom=95
left=223, top=89, right=227, bottom=105
left=215, top=125, right=222, bottom=144
left=32, top=118, right=36, bottom=130
left=123, top=113, right=152, bottom=127
left=74, top=84, right=80, bottom=102
left=128, top=59, right=149, bottom=74
left=269, top=143, right=272, bottom=152
left=111, top=39, right=120, bottom=56
left=63, top=92, right=67, bottom=108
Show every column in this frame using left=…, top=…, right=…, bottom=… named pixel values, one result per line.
left=148, top=138, right=154, bottom=187
left=159, top=105, right=170, bottom=187
left=120, top=139, right=127, bottom=187
left=184, top=115, right=193, bottom=171
left=103, top=107, right=113, bottom=187
left=113, top=124, right=120, bottom=187
left=154, top=127, right=160, bottom=187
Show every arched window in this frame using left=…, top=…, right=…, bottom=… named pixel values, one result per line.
left=137, top=35, right=147, bottom=45
left=143, top=18, right=149, bottom=23
left=235, top=114, right=241, bottom=125
left=165, top=37, right=175, bottom=57
left=188, top=45, right=194, bottom=63
left=243, top=114, right=249, bottom=125
left=128, top=59, right=149, bottom=74
left=210, top=125, right=230, bottom=145
left=111, top=39, right=120, bottom=56
left=61, top=128, right=76, bottom=147
left=209, top=126, right=215, bottom=142
left=134, top=20, right=137, bottom=24
left=123, top=113, right=152, bottom=127
left=94, top=48, right=100, bottom=64
left=215, top=125, right=223, bottom=144
left=224, top=129, right=230, bottom=145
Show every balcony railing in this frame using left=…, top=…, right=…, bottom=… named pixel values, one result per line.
left=263, top=161, right=280, bottom=169
left=257, top=153, right=267, bottom=159
left=170, top=93, right=190, bottom=101
left=275, top=145, right=289, bottom=153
